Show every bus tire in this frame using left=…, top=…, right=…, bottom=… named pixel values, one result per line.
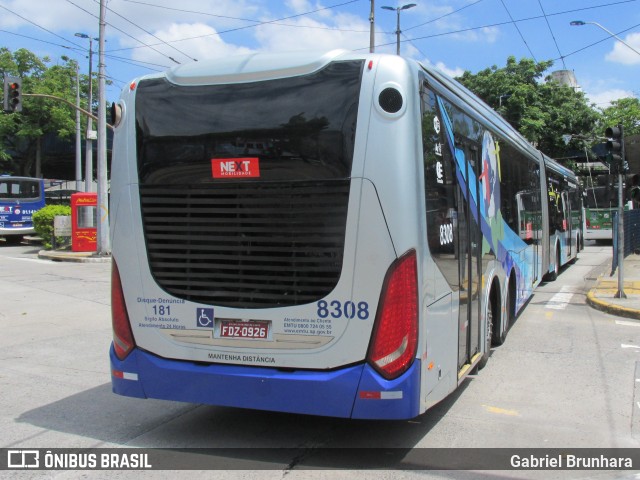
left=547, top=246, right=560, bottom=281
left=5, top=235, right=22, bottom=245
left=492, top=278, right=511, bottom=346
left=479, top=281, right=499, bottom=369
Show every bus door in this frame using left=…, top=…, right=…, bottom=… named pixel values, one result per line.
left=457, top=145, right=482, bottom=370
left=516, top=190, right=541, bottom=283
left=561, top=191, right=572, bottom=260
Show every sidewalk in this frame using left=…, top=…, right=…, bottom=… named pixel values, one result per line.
left=37, top=249, right=111, bottom=263
left=586, top=253, right=640, bottom=321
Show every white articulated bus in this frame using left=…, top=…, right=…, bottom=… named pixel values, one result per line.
left=109, top=50, right=579, bottom=419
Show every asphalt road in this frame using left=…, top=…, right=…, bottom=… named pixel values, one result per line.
left=0, top=241, right=639, bottom=480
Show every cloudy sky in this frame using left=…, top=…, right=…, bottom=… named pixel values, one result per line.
left=0, top=0, right=639, bottom=107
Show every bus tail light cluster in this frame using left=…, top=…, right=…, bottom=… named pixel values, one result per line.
left=367, top=250, right=418, bottom=380
left=112, top=260, right=135, bottom=360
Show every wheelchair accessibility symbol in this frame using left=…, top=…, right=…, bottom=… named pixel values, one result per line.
left=196, top=308, right=214, bottom=328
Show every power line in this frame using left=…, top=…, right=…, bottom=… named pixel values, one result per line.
left=0, top=28, right=169, bottom=73
left=0, top=29, right=83, bottom=52
left=64, top=0, right=182, bottom=64
left=403, top=0, right=485, bottom=32
left=498, top=0, right=537, bottom=62
left=107, top=0, right=368, bottom=54
left=0, top=4, right=86, bottom=51
left=123, top=0, right=362, bottom=25
left=538, top=0, right=567, bottom=69
left=556, top=21, right=640, bottom=61
left=373, top=0, right=640, bottom=57
left=96, top=0, right=198, bottom=62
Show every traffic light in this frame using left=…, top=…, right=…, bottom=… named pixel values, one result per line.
left=3, top=76, right=22, bottom=112
left=605, top=125, right=626, bottom=173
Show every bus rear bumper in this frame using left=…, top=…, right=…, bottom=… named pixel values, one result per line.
left=110, top=345, right=421, bottom=419
left=584, top=229, right=611, bottom=240
left=0, top=227, right=34, bottom=236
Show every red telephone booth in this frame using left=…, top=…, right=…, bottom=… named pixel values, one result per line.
left=71, top=192, right=97, bottom=252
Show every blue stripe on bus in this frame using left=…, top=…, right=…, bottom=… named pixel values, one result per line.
left=110, top=346, right=421, bottom=419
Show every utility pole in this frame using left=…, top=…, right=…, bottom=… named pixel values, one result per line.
left=97, top=0, right=110, bottom=255
left=369, top=0, right=375, bottom=53
left=86, top=37, right=94, bottom=193
left=75, top=32, right=97, bottom=193
left=74, top=62, right=82, bottom=192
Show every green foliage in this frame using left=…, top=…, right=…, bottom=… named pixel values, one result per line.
left=457, top=56, right=601, bottom=163
left=600, top=97, right=640, bottom=137
left=0, top=46, right=100, bottom=176
left=32, top=204, right=71, bottom=249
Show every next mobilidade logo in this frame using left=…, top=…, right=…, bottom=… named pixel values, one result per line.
left=211, top=158, right=260, bottom=179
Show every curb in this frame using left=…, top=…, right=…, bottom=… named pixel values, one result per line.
left=586, top=290, right=640, bottom=320
left=586, top=280, right=640, bottom=321
left=37, top=250, right=112, bottom=263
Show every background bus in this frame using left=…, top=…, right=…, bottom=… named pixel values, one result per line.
left=0, top=176, right=45, bottom=244
left=583, top=185, right=615, bottom=242
left=109, top=50, right=578, bottom=419
left=545, top=162, right=582, bottom=279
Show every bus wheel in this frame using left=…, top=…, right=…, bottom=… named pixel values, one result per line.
left=5, top=235, right=22, bottom=245
left=547, top=247, right=560, bottom=281
left=479, top=283, right=498, bottom=369
left=492, top=280, right=509, bottom=346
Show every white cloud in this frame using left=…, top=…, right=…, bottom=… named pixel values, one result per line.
left=127, top=23, right=254, bottom=67
left=286, top=0, right=313, bottom=15
left=0, top=0, right=93, bottom=32
left=254, top=12, right=371, bottom=53
left=605, top=32, right=640, bottom=65
left=434, top=61, right=465, bottom=78
left=586, top=89, right=636, bottom=108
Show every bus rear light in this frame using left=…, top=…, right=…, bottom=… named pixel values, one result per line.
left=112, top=369, right=139, bottom=381
left=112, top=260, right=135, bottom=360
left=367, top=250, right=418, bottom=380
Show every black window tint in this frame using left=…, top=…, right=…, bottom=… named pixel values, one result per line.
left=135, top=61, right=364, bottom=185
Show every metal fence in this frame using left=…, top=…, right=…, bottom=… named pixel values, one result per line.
left=612, top=209, right=640, bottom=273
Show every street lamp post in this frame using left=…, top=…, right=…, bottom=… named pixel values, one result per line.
left=75, top=32, right=98, bottom=193
left=570, top=20, right=640, bottom=57
left=381, top=3, right=416, bottom=55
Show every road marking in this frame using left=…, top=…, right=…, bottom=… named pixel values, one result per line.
left=616, top=320, right=640, bottom=327
left=482, top=405, right=520, bottom=416
left=546, top=285, right=575, bottom=310
left=4, top=257, right=51, bottom=264
left=622, top=344, right=640, bottom=349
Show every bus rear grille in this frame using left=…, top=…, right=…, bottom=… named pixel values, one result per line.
left=139, top=181, right=350, bottom=308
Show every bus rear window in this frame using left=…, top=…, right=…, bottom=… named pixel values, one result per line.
left=135, top=60, right=364, bottom=185
left=0, top=179, right=41, bottom=200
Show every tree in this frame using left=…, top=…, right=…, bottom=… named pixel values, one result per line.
left=0, top=47, right=95, bottom=176
left=456, top=56, right=601, bottom=162
left=600, top=97, right=640, bottom=136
